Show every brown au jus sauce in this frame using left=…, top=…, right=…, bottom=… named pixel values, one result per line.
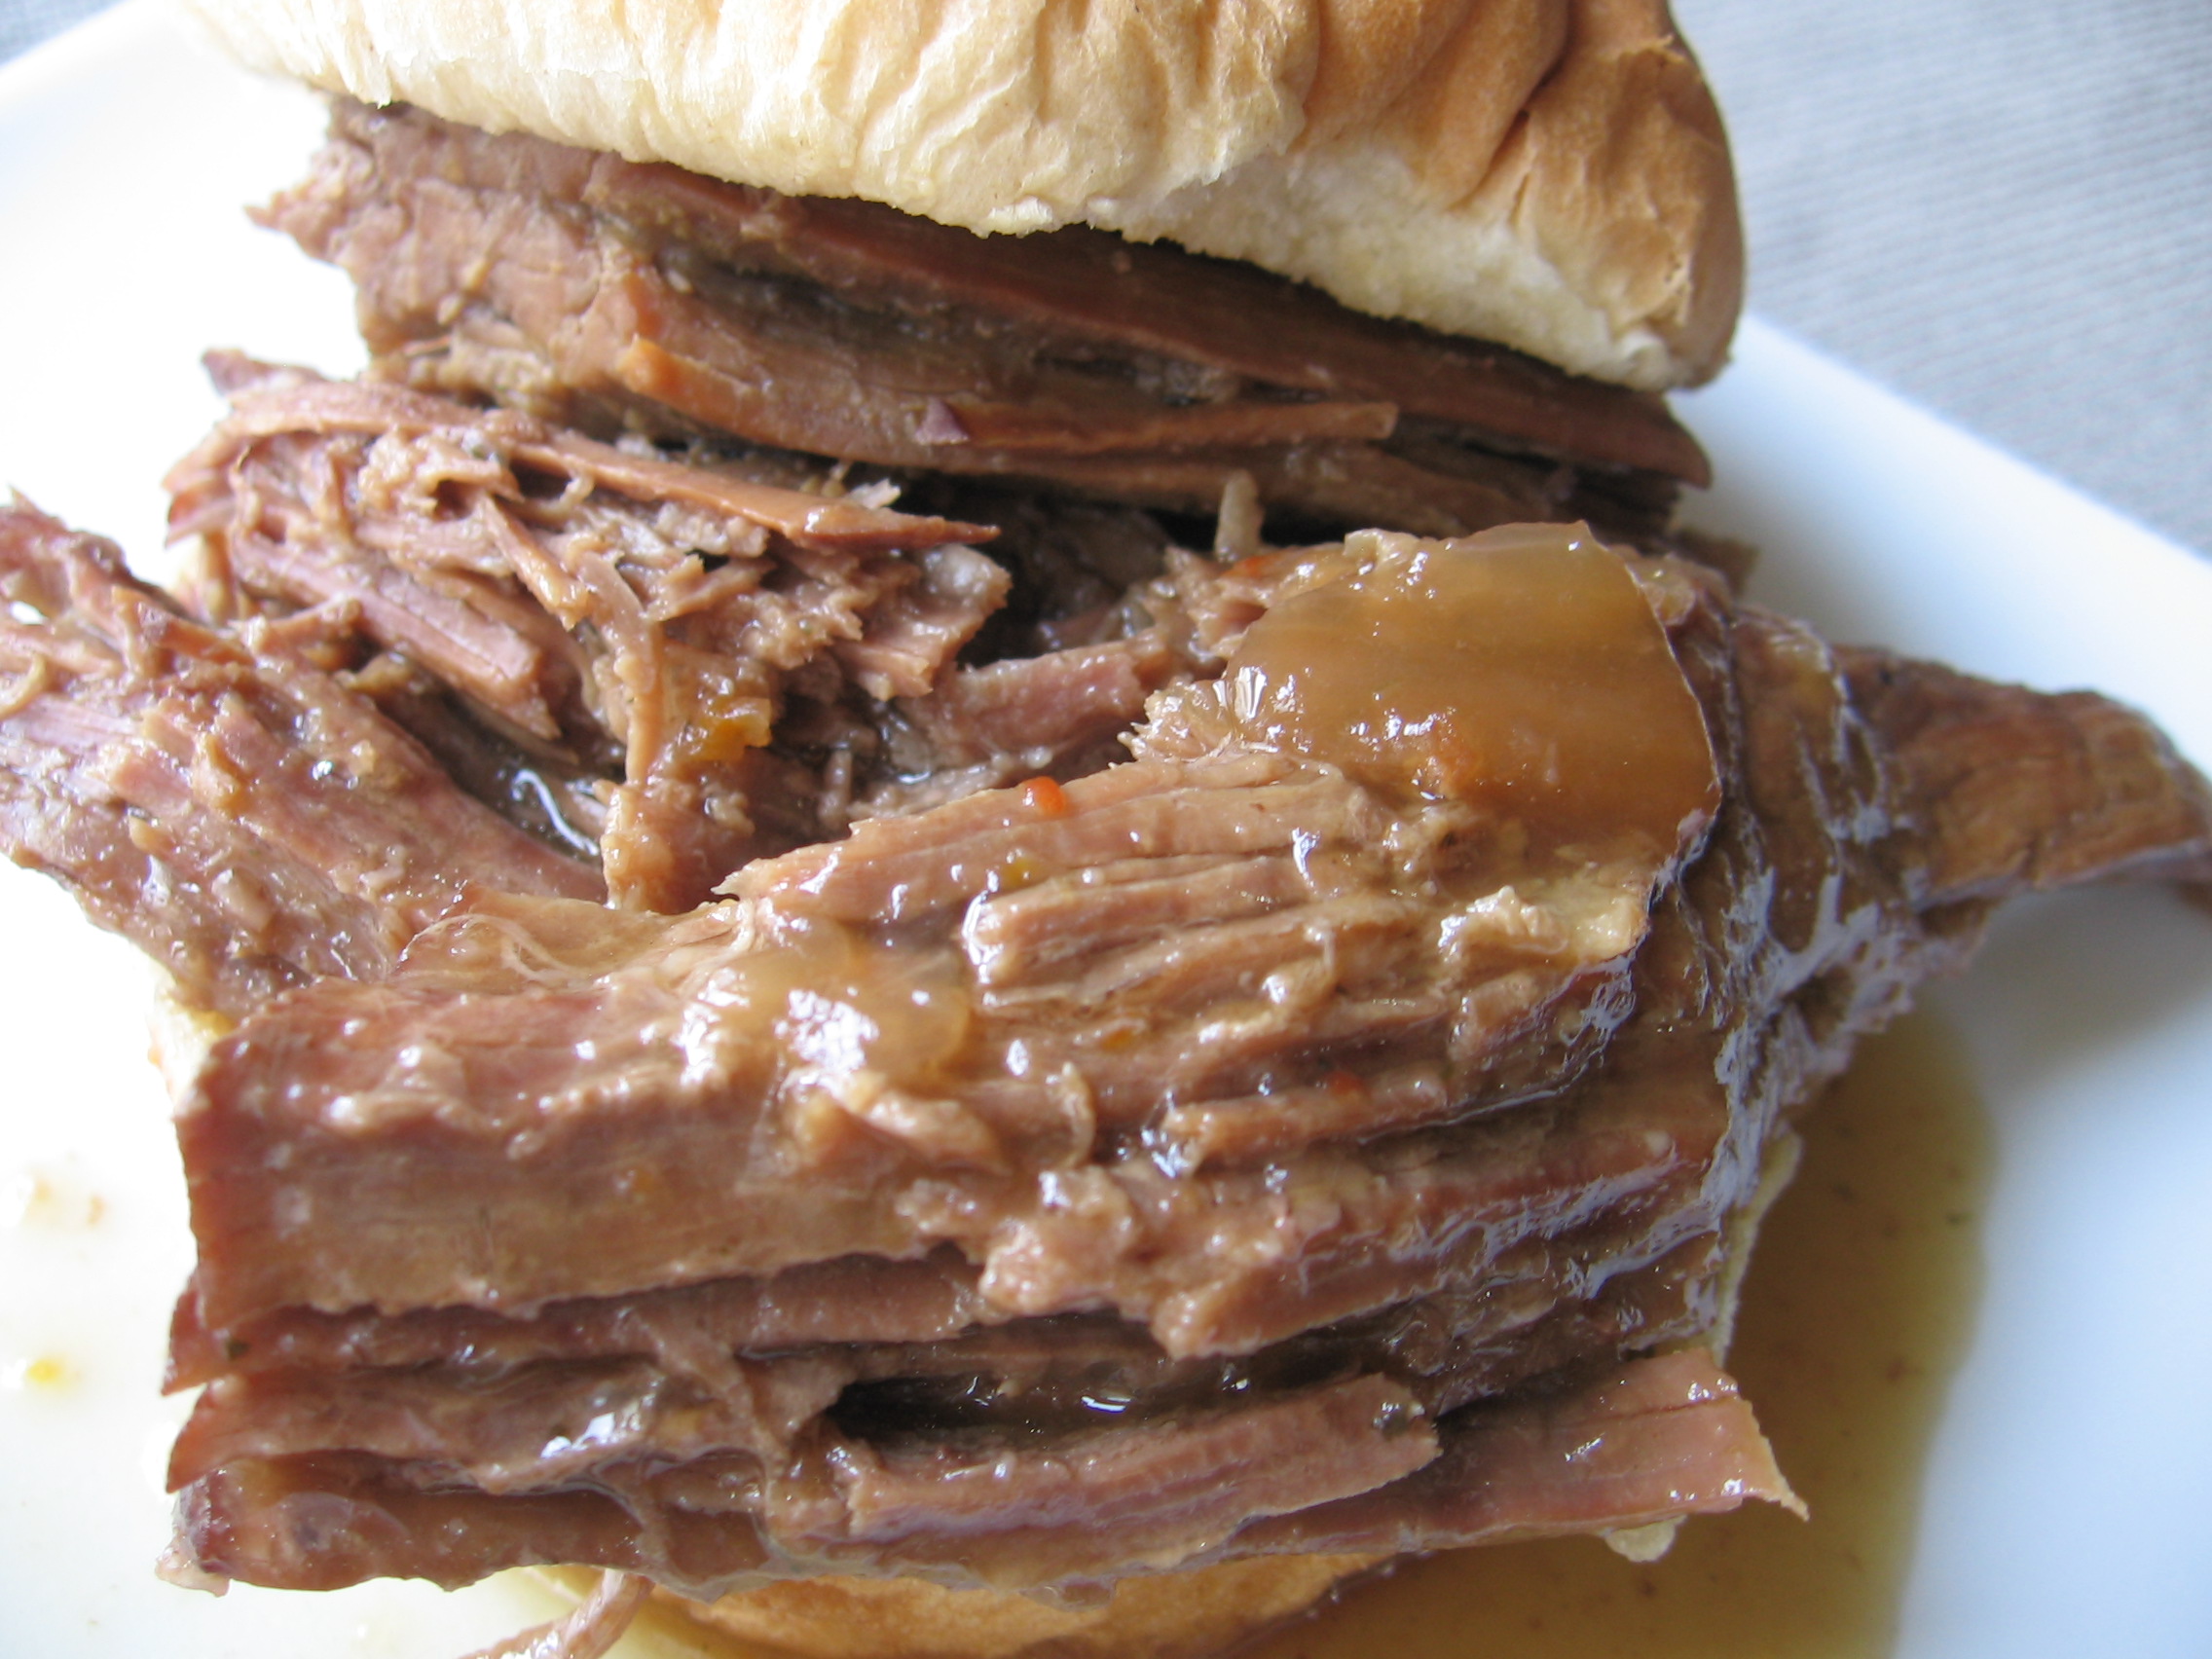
left=1252, top=1010, right=1991, bottom=1659
left=1228, top=524, right=1717, bottom=850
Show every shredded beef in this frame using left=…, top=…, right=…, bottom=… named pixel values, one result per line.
left=0, top=500, right=603, bottom=1016
left=7, top=401, right=2206, bottom=1604
left=166, top=359, right=1008, bottom=911
left=137, top=524, right=2209, bottom=1595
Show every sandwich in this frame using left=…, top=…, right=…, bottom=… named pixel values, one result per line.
left=203, top=0, right=1739, bottom=554
left=0, top=4, right=2207, bottom=1657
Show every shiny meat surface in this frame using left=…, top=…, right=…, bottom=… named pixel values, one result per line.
left=173, top=530, right=1734, bottom=1342
left=157, top=523, right=2210, bottom=1595
left=174, top=1350, right=1792, bottom=1597
left=8, top=429, right=2208, bottom=1603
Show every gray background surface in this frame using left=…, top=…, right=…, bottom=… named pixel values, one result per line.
left=6, top=0, right=2207, bottom=555
left=1675, top=0, right=2210, bottom=556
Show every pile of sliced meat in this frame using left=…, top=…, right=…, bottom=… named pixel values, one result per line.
left=4, top=348, right=2208, bottom=1606
left=260, top=101, right=1708, bottom=546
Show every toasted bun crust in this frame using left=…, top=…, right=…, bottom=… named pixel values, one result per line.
left=186, top=0, right=1741, bottom=389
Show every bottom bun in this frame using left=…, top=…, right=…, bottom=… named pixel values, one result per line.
left=537, top=1555, right=1384, bottom=1659
left=669, top=1557, right=1386, bottom=1659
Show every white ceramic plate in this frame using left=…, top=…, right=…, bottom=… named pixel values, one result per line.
left=1, top=5, right=2207, bottom=1655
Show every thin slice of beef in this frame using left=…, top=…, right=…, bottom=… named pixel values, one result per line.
left=815, top=1373, right=1437, bottom=1579
left=165, top=1249, right=998, bottom=1391
left=1226, top=1348, right=1803, bottom=1559
left=546, top=121, right=1709, bottom=484
left=171, top=1349, right=1790, bottom=1598
left=168, top=1350, right=852, bottom=1495
left=259, top=102, right=1701, bottom=541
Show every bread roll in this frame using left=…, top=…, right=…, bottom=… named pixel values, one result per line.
left=628, top=1554, right=1384, bottom=1659
left=183, top=0, right=1741, bottom=389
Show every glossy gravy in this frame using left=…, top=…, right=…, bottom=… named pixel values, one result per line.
left=1227, top=525, right=1716, bottom=850
left=1249, top=1009, right=1991, bottom=1659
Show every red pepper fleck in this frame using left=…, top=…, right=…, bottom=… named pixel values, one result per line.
left=1021, top=776, right=1071, bottom=818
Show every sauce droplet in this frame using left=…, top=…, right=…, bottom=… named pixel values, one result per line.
left=1225, top=524, right=1717, bottom=855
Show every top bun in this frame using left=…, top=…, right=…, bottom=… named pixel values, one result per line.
left=187, top=0, right=1741, bottom=390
